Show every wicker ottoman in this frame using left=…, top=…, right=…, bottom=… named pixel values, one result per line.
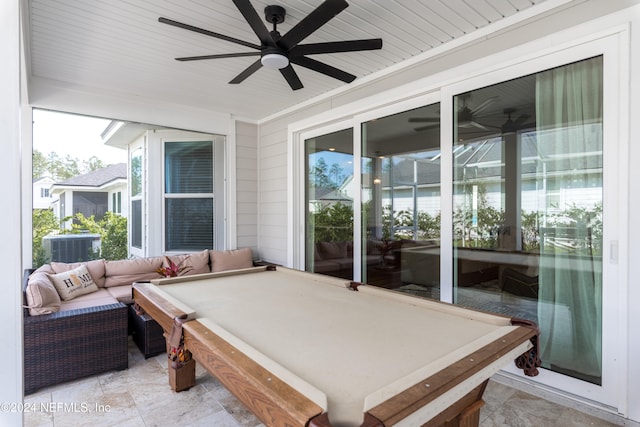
left=129, top=304, right=166, bottom=358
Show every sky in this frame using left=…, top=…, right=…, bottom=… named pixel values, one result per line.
left=32, top=109, right=127, bottom=165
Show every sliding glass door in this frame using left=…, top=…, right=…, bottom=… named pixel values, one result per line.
left=451, top=56, right=603, bottom=384
left=305, top=129, right=354, bottom=280
left=361, top=105, right=441, bottom=291
left=296, top=39, right=620, bottom=406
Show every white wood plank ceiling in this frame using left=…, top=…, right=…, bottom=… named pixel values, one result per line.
left=26, top=0, right=553, bottom=121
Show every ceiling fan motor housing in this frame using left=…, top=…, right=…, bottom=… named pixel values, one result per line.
left=264, top=5, right=286, bottom=24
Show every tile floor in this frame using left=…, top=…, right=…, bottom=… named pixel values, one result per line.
left=23, top=338, right=621, bottom=427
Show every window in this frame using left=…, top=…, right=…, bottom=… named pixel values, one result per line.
left=163, top=140, right=215, bottom=251
left=40, top=188, right=49, bottom=198
left=112, top=191, right=122, bottom=214
left=130, top=147, right=143, bottom=250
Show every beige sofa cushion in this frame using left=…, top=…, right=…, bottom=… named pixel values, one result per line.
left=317, top=241, right=348, bottom=259
left=105, top=285, right=134, bottom=304
left=104, top=257, right=163, bottom=287
left=210, top=248, right=253, bottom=272
left=25, top=271, right=61, bottom=315
left=167, top=249, right=210, bottom=276
left=59, top=289, right=119, bottom=312
left=48, top=265, right=99, bottom=301
left=51, top=259, right=106, bottom=287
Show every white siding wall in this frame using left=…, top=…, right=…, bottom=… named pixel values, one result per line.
left=258, top=102, right=332, bottom=265
left=257, top=125, right=289, bottom=264
left=235, top=121, right=258, bottom=254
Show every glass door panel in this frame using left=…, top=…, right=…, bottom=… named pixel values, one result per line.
left=305, top=129, right=354, bottom=280
left=361, top=104, right=441, bottom=293
left=452, top=56, right=603, bottom=384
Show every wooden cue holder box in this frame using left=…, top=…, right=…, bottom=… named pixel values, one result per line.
left=168, top=359, right=196, bottom=392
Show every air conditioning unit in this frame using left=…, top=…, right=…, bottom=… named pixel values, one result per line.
left=42, top=234, right=102, bottom=263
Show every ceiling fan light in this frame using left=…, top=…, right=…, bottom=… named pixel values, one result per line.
left=261, top=53, right=289, bottom=70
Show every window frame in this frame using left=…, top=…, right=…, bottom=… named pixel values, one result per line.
left=161, top=135, right=225, bottom=253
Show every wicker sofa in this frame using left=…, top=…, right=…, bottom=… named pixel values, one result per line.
left=22, top=248, right=253, bottom=394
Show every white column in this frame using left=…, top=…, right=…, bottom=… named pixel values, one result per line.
left=1, top=0, right=24, bottom=424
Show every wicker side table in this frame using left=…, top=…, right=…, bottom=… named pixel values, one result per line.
left=129, top=304, right=166, bottom=358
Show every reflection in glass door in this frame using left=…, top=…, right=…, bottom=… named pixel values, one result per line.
left=305, top=129, right=354, bottom=280
left=361, top=104, right=441, bottom=291
left=452, top=56, right=603, bottom=384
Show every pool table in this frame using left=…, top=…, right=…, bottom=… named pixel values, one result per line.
left=133, top=266, right=539, bottom=427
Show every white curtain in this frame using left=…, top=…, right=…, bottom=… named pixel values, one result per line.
left=535, top=56, right=603, bottom=382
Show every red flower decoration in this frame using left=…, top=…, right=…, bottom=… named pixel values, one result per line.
left=156, top=256, right=193, bottom=278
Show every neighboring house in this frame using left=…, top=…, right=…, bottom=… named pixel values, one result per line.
left=49, top=163, right=128, bottom=229
left=32, top=176, right=55, bottom=209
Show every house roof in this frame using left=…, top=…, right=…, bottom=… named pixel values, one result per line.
left=53, top=163, right=127, bottom=188
left=33, top=176, right=54, bottom=183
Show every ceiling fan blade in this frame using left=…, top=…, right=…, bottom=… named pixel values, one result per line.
left=176, top=52, right=260, bottom=61
left=290, top=56, right=355, bottom=83
left=280, top=65, right=304, bottom=90
left=279, top=0, right=349, bottom=50
left=158, top=17, right=261, bottom=50
left=470, top=121, right=490, bottom=131
left=471, top=96, right=498, bottom=116
left=229, top=58, right=263, bottom=84
left=408, top=117, right=439, bottom=123
left=414, top=124, right=439, bottom=132
left=470, top=121, right=500, bottom=131
left=232, top=0, right=275, bottom=46
left=291, top=39, right=382, bottom=56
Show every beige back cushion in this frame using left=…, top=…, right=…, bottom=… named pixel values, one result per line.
left=48, top=265, right=99, bottom=301
left=167, top=249, right=210, bottom=276
left=51, top=259, right=106, bottom=287
left=25, top=271, right=61, bottom=315
left=210, top=248, right=253, bottom=272
left=104, top=257, right=163, bottom=287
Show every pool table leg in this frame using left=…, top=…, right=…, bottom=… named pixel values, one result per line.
left=445, top=399, right=484, bottom=427
left=422, top=379, right=488, bottom=427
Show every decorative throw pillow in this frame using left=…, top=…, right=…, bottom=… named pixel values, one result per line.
left=51, top=259, right=106, bottom=287
left=48, top=265, right=99, bottom=301
left=168, top=249, right=210, bottom=276
left=210, top=248, right=253, bottom=272
left=25, top=271, right=61, bottom=315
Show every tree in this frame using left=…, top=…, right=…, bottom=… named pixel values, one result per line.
left=32, top=209, right=61, bottom=267
left=310, top=202, right=353, bottom=242
left=309, top=157, right=345, bottom=190
left=71, top=212, right=128, bottom=260
left=32, top=149, right=110, bottom=180
left=84, top=156, right=106, bottom=172
left=32, top=150, right=49, bottom=179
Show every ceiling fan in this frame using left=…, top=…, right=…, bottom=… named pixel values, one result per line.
left=409, top=95, right=498, bottom=132
left=158, top=0, right=383, bottom=90
left=501, top=107, right=531, bottom=134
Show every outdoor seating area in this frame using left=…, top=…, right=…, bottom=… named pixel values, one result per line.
left=22, top=249, right=254, bottom=394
